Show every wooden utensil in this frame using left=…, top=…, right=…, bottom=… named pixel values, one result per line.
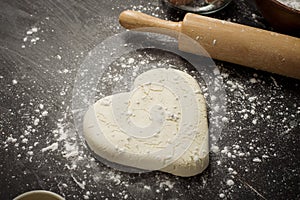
left=119, top=10, right=300, bottom=79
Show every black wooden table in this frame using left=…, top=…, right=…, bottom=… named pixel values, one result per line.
left=0, top=0, right=299, bottom=199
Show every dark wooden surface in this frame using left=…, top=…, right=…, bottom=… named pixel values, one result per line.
left=0, top=0, right=299, bottom=199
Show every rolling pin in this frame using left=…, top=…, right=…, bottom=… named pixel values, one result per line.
left=119, top=10, right=300, bottom=79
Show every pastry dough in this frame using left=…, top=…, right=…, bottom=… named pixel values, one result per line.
left=83, top=68, right=209, bottom=177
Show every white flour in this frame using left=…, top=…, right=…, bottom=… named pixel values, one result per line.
left=2, top=8, right=299, bottom=198
left=12, top=79, right=18, bottom=85
left=22, top=26, right=43, bottom=48
left=226, top=179, right=234, bottom=186
left=2, top=55, right=299, bottom=200
left=2, top=52, right=299, bottom=199
left=41, top=142, right=58, bottom=152
left=277, top=0, right=300, bottom=10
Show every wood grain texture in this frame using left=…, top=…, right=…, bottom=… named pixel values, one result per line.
left=1, top=1, right=300, bottom=200
left=119, top=10, right=300, bottom=79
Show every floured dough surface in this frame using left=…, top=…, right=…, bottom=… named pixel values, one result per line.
left=83, top=68, right=209, bottom=177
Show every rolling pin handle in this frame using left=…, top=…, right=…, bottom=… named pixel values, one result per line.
left=119, top=10, right=182, bottom=32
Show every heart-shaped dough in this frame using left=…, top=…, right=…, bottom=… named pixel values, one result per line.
left=83, top=68, right=209, bottom=177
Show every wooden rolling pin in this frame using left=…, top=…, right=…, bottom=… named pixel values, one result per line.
left=119, top=10, right=300, bottom=79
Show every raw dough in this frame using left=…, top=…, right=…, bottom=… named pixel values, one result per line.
left=83, top=68, right=209, bottom=177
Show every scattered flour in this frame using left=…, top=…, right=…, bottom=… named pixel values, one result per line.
left=41, top=110, right=48, bottom=116
left=212, top=39, right=217, bottom=46
left=2, top=13, right=298, bottom=199
left=144, top=185, right=151, bottom=190
left=219, top=193, right=225, bottom=198
left=159, top=180, right=175, bottom=189
left=22, top=26, right=41, bottom=48
left=71, top=174, right=86, bottom=190
left=26, top=27, right=38, bottom=35
left=211, top=145, right=220, bottom=153
left=127, top=58, right=134, bottom=64
left=249, top=78, right=257, bottom=83
left=41, top=142, right=59, bottom=152
left=226, top=179, right=235, bottom=186
left=56, top=55, right=62, bottom=60
left=39, top=104, right=44, bottom=109
left=33, top=118, right=40, bottom=126
left=6, top=136, right=17, bottom=143
left=12, top=79, right=18, bottom=85
left=277, top=0, right=300, bottom=10
left=253, top=157, right=262, bottom=163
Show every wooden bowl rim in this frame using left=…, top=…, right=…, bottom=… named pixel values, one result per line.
left=269, top=0, right=300, bottom=14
